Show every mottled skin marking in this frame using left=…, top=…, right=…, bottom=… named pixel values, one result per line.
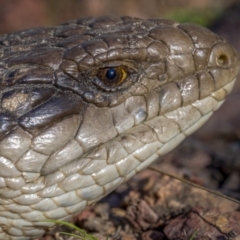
left=0, top=16, right=239, bottom=239
left=2, top=92, right=29, bottom=112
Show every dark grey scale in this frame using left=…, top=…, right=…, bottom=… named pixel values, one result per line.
left=0, top=112, right=17, bottom=141
left=0, top=27, right=56, bottom=47
left=54, top=25, right=89, bottom=38
left=4, top=47, right=65, bottom=69
left=18, top=91, right=87, bottom=135
left=54, top=70, right=87, bottom=95
left=56, top=35, right=93, bottom=49
left=2, top=66, right=54, bottom=86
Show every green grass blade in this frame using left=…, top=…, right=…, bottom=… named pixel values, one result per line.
left=59, top=232, right=86, bottom=239
left=43, top=219, right=98, bottom=240
left=44, top=219, right=86, bottom=233
left=59, top=231, right=98, bottom=240
left=189, top=229, right=199, bottom=240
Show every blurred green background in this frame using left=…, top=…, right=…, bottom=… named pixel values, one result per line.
left=0, top=0, right=237, bottom=34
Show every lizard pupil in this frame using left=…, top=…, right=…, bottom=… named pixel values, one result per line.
left=106, top=68, right=117, bottom=80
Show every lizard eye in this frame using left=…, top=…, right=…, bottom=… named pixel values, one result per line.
left=97, top=66, right=127, bottom=86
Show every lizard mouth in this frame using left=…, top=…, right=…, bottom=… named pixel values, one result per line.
left=72, top=76, right=237, bottom=203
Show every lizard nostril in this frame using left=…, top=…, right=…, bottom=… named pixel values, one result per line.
left=208, top=42, right=234, bottom=69
left=216, top=53, right=229, bottom=68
